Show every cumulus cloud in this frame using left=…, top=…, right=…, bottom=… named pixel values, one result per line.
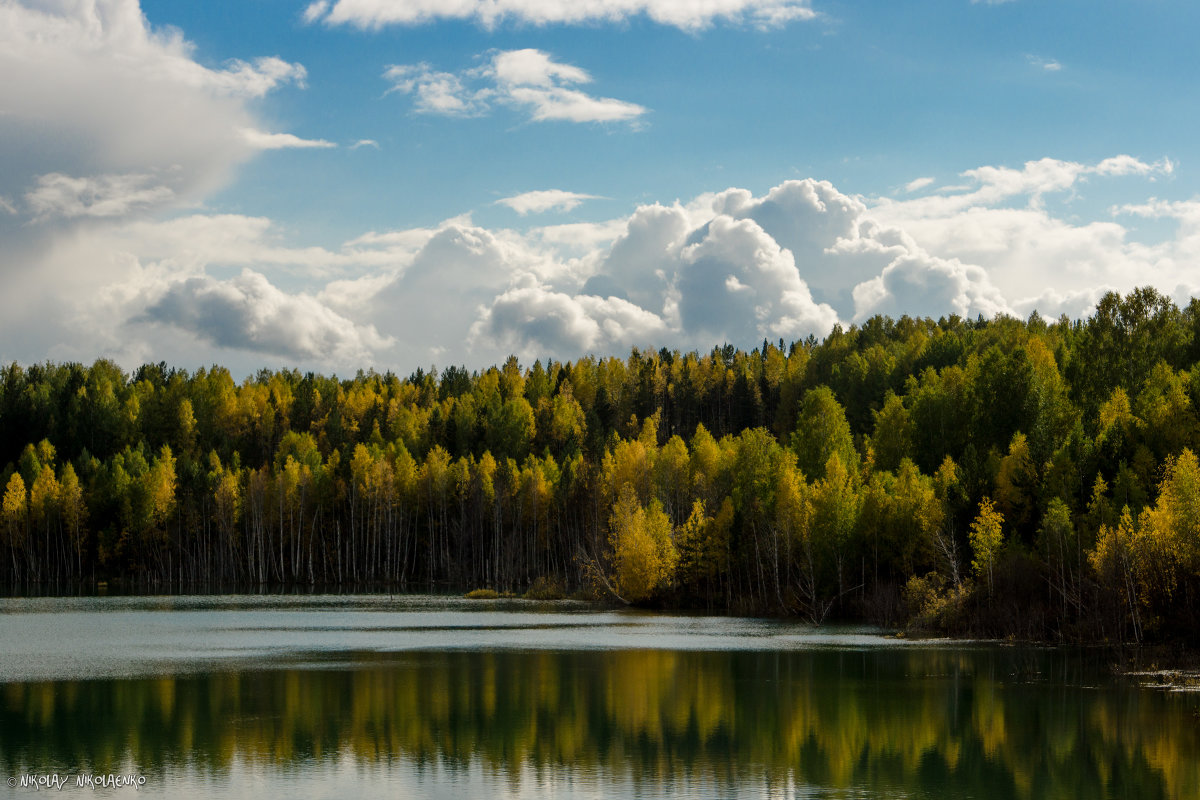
left=475, top=184, right=850, bottom=358
left=304, top=0, right=816, bottom=31
left=384, top=49, right=646, bottom=124
left=138, top=270, right=391, bottom=362
left=677, top=214, right=839, bottom=341
left=497, top=190, right=599, bottom=215
left=4, top=108, right=1196, bottom=373
left=472, top=284, right=668, bottom=359
left=1011, top=286, right=1111, bottom=321
left=286, top=159, right=1193, bottom=366
left=852, top=254, right=1009, bottom=321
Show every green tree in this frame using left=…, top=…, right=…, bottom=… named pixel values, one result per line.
left=791, top=386, right=856, bottom=481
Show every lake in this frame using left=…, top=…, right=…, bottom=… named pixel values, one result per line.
left=1, top=595, right=1197, bottom=799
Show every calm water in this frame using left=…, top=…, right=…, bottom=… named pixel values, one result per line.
left=1, top=595, right=1197, bottom=799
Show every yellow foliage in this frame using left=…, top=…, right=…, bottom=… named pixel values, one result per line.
left=969, top=497, right=1004, bottom=592
left=2, top=472, right=27, bottom=547
left=609, top=485, right=678, bottom=602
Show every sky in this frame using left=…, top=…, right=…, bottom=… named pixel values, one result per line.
left=3, top=0, right=1200, bottom=377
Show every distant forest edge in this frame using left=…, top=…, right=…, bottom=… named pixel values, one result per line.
left=4, top=286, right=1200, bottom=642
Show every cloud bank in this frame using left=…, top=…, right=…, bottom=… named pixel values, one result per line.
left=25, top=153, right=1187, bottom=376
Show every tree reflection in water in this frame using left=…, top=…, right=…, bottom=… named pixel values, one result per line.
left=2, top=647, right=1198, bottom=799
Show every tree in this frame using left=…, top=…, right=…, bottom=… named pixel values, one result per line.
left=809, top=453, right=861, bottom=608
left=969, top=497, right=1004, bottom=594
left=791, top=386, right=856, bottom=481
left=993, top=432, right=1037, bottom=535
left=59, top=463, right=87, bottom=576
left=2, top=473, right=28, bottom=562
left=676, top=497, right=732, bottom=600
left=1090, top=507, right=1142, bottom=641
left=1037, top=498, right=1077, bottom=621
left=608, top=485, right=677, bottom=603
left=870, top=391, right=912, bottom=473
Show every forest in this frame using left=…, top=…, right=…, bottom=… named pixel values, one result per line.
left=2, top=286, right=1200, bottom=642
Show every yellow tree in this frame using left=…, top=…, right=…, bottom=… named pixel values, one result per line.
left=1090, top=506, right=1142, bottom=641
left=29, top=464, right=61, bottom=557
left=608, top=485, right=677, bottom=603
left=969, top=497, right=1004, bottom=594
left=146, top=445, right=177, bottom=535
left=59, top=463, right=87, bottom=576
left=774, top=460, right=819, bottom=617
left=1122, top=448, right=1200, bottom=631
left=2, top=473, right=28, bottom=574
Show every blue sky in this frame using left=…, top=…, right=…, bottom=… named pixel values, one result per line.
left=3, top=0, right=1199, bottom=375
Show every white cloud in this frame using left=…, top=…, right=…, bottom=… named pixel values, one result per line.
left=905, top=177, right=935, bottom=193
left=382, top=63, right=491, bottom=115
left=384, top=49, right=647, bottom=124
left=677, top=214, right=840, bottom=341
left=492, top=49, right=589, bottom=87
left=1026, top=55, right=1062, bottom=72
left=25, top=172, right=175, bottom=220
left=137, top=269, right=391, bottom=362
left=108, top=158, right=1181, bottom=369
left=868, top=155, right=1189, bottom=313
left=305, top=0, right=816, bottom=31
left=190, top=56, right=308, bottom=98
left=0, top=1, right=347, bottom=370
left=507, top=86, right=646, bottom=123
left=472, top=284, right=669, bottom=359
left=530, top=219, right=628, bottom=250
left=350, top=139, right=380, bottom=149
left=498, top=190, right=600, bottom=215
left=1011, top=286, right=1110, bottom=321
left=241, top=129, right=337, bottom=150
left=852, top=253, right=1010, bottom=321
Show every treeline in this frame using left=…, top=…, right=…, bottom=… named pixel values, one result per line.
left=3, top=287, right=1200, bottom=640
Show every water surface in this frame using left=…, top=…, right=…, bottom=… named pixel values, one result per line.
left=1, top=595, right=1196, bottom=799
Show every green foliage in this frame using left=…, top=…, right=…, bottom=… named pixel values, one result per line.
left=791, top=386, right=855, bottom=480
